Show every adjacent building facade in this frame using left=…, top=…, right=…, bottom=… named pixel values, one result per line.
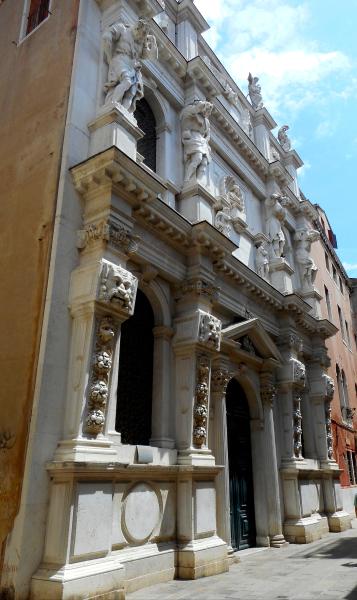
left=312, top=207, right=357, bottom=500
left=1, top=0, right=356, bottom=598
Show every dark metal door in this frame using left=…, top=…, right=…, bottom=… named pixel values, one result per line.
left=226, top=379, right=256, bottom=551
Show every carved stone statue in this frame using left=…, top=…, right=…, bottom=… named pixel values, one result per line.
left=103, top=18, right=158, bottom=113
left=294, top=228, right=320, bottom=290
left=181, top=99, right=213, bottom=182
left=255, top=243, right=269, bottom=279
left=266, top=194, right=287, bottom=258
left=278, top=125, right=291, bottom=152
left=214, top=176, right=246, bottom=237
left=248, top=72, right=263, bottom=110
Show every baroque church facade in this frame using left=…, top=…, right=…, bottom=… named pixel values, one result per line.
left=1, top=0, right=354, bottom=598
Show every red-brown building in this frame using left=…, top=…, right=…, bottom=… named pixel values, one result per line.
left=312, top=205, right=357, bottom=503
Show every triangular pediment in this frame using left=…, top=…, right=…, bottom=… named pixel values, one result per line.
left=222, top=318, right=282, bottom=362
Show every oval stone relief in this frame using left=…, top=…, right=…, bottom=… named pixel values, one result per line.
left=122, top=482, right=161, bottom=545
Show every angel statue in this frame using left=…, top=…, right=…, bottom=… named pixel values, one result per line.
left=102, top=18, right=158, bottom=113
left=181, top=99, right=213, bottom=182
left=248, top=72, right=263, bottom=110
left=278, top=125, right=291, bottom=152
left=294, top=228, right=320, bottom=290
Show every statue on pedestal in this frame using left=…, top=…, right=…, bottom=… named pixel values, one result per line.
left=278, top=125, right=291, bottom=152
left=103, top=18, right=158, bottom=113
left=255, top=243, right=270, bottom=279
left=294, top=228, right=320, bottom=290
left=248, top=72, right=263, bottom=110
left=266, top=193, right=287, bottom=258
left=181, top=99, right=213, bottom=182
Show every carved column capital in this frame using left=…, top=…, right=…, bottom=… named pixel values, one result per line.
left=211, top=368, right=231, bottom=394
left=260, top=370, right=276, bottom=408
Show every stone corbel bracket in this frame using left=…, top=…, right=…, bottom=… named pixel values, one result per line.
left=173, top=309, right=222, bottom=354
left=71, top=146, right=166, bottom=208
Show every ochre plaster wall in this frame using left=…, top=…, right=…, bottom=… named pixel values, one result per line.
left=312, top=225, right=357, bottom=485
left=0, top=0, right=79, bottom=561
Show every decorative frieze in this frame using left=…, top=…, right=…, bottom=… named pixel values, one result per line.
left=198, top=312, right=222, bottom=350
left=98, top=262, right=138, bottom=314
left=175, top=278, right=220, bottom=302
left=77, top=220, right=140, bottom=255
left=193, top=356, right=210, bottom=447
left=85, top=315, right=116, bottom=435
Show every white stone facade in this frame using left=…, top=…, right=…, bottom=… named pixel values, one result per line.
left=2, top=1, right=352, bottom=598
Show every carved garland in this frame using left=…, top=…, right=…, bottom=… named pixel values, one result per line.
left=324, top=374, right=335, bottom=460
left=193, top=356, right=210, bottom=447
left=293, top=392, right=303, bottom=458
left=85, top=316, right=116, bottom=435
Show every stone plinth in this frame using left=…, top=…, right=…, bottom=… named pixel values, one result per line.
left=269, top=257, right=294, bottom=294
left=88, top=105, right=144, bottom=160
left=297, top=288, right=322, bottom=318
left=178, top=181, right=216, bottom=224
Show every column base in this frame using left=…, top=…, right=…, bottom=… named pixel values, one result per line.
left=269, top=534, right=288, bottom=548
left=53, top=437, right=118, bottom=463
left=177, top=451, right=216, bottom=466
left=31, top=557, right=126, bottom=600
left=177, top=537, right=228, bottom=579
left=328, top=511, right=352, bottom=532
left=284, top=515, right=327, bottom=544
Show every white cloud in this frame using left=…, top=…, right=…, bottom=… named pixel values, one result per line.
left=342, top=262, right=357, bottom=274
left=194, top=0, right=351, bottom=119
left=297, top=160, right=311, bottom=178
left=315, top=119, right=337, bottom=139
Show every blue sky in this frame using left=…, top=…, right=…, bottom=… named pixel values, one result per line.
left=194, top=0, right=357, bottom=277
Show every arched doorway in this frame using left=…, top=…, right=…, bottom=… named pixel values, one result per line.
left=226, top=378, right=256, bottom=550
left=116, top=290, right=154, bottom=445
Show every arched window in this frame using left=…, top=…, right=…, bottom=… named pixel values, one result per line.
left=134, top=98, right=157, bottom=172
left=116, top=290, right=154, bottom=445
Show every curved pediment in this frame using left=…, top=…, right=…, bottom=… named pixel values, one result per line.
left=222, top=318, right=282, bottom=363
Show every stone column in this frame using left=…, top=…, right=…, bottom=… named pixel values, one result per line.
left=173, top=306, right=222, bottom=466
left=54, top=259, right=138, bottom=462
left=260, top=366, right=286, bottom=547
left=150, top=325, right=175, bottom=448
left=211, top=364, right=232, bottom=549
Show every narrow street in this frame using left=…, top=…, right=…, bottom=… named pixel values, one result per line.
left=130, top=521, right=357, bottom=600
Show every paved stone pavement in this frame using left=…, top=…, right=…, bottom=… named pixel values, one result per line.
left=130, top=521, right=357, bottom=600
